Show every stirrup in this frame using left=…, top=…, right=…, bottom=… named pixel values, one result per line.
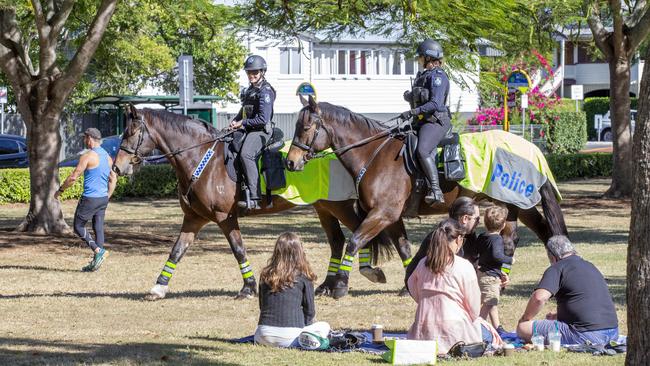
left=237, top=199, right=261, bottom=210
left=424, top=190, right=445, bottom=205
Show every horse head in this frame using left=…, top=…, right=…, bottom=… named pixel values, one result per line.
left=286, top=96, right=331, bottom=171
left=113, top=104, right=157, bottom=176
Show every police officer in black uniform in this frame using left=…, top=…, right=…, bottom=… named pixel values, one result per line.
left=230, top=55, right=276, bottom=210
left=401, top=39, right=451, bottom=205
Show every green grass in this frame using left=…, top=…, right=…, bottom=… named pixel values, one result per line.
left=0, top=178, right=628, bottom=365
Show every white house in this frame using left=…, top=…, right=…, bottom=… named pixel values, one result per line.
left=219, top=32, right=480, bottom=133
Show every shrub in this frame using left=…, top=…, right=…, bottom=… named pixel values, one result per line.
left=0, top=165, right=178, bottom=203
left=546, top=153, right=612, bottom=181
left=583, top=97, right=638, bottom=140
left=543, top=110, right=587, bottom=154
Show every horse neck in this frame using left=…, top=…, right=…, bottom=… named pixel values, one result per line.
left=325, top=114, right=389, bottom=176
left=145, top=112, right=215, bottom=182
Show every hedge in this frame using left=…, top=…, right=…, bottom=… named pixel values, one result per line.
left=546, top=153, right=612, bottom=181
left=584, top=97, right=638, bottom=140
left=543, top=110, right=587, bottom=154
left=0, top=165, right=177, bottom=203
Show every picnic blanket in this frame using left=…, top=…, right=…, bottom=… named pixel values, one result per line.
left=229, top=331, right=406, bottom=354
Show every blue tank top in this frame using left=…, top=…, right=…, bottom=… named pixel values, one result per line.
left=83, top=147, right=110, bottom=198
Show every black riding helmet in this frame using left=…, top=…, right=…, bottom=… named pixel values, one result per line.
left=243, top=55, right=267, bottom=71
left=416, top=39, right=444, bottom=60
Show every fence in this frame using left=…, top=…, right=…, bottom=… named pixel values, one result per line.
left=459, top=124, right=547, bottom=150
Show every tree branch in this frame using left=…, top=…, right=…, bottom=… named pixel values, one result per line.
left=30, top=0, right=47, bottom=31
left=0, top=8, right=34, bottom=78
left=49, top=0, right=75, bottom=39
left=52, top=0, right=119, bottom=106
left=586, top=1, right=613, bottom=60
left=628, top=4, right=650, bottom=50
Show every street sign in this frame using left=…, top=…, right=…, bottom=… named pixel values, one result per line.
left=507, top=70, right=531, bottom=93
left=0, top=87, right=7, bottom=104
left=296, top=82, right=317, bottom=98
left=571, top=85, right=584, bottom=100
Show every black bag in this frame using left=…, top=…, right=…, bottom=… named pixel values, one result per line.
left=328, top=330, right=367, bottom=350
left=443, top=143, right=465, bottom=181
left=447, top=341, right=487, bottom=358
left=261, top=150, right=286, bottom=191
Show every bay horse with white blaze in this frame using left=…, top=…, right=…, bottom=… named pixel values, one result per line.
left=286, top=97, right=568, bottom=299
left=112, top=105, right=411, bottom=300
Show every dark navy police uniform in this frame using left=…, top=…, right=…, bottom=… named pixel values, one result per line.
left=235, top=79, right=276, bottom=201
left=410, top=66, right=451, bottom=161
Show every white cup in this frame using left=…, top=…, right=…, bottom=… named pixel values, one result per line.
left=531, top=335, right=545, bottom=351
left=549, top=333, right=561, bottom=352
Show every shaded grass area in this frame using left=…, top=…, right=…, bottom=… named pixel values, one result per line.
left=0, top=178, right=629, bottom=365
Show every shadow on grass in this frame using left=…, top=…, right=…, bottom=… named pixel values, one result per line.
left=0, top=337, right=243, bottom=366
left=0, top=288, right=241, bottom=301
left=0, top=265, right=79, bottom=273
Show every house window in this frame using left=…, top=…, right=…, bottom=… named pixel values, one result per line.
left=280, top=48, right=301, bottom=74
left=338, top=50, right=347, bottom=74
left=392, top=51, right=402, bottom=75
left=349, top=50, right=357, bottom=74
left=405, top=57, right=416, bottom=75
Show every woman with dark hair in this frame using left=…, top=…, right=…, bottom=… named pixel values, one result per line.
left=254, top=232, right=330, bottom=347
left=407, top=219, right=500, bottom=354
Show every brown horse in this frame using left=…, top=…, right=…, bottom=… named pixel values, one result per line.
left=286, top=97, right=568, bottom=299
left=112, top=105, right=412, bottom=300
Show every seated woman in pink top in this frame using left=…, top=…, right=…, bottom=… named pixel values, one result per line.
left=407, top=218, right=501, bottom=354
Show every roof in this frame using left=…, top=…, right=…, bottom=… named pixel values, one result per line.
left=86, top=95, right=222, bottom=107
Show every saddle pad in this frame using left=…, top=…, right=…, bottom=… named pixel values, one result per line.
left=457, top=130, right=561, bottom=209
left=260, top=142, right=358, bottom=205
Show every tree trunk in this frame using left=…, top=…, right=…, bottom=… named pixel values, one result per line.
left=14, top=87, right=70, bottom=235
left=606, top=58, right=634, bottom=198
left=626, top=51, right=650, bottom=366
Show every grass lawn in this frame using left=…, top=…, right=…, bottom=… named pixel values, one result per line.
left=0, top=178, right=628, bottom=365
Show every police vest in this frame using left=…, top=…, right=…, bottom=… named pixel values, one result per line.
left=411, top=68, right=450, bottom=123
left=241, top=80, right=276, bottom=122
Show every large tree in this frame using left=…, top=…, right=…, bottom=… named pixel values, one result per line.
left=0, top=1, right=119, bottom=234
left=627, top=44, right=650, bottom=366
left=584, top=0, right=650, bottom=198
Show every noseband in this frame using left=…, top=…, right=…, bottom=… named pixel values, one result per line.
left=119, top=116, right=149, bottom=165
left=291, top=112, right=325, bottom=159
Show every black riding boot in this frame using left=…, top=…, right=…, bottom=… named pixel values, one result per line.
left=420, top=155, right=445, bottom=205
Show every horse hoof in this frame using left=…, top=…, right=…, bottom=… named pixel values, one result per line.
left=315, top=284, right=331, bottom=297
left=359, top=267, right=387, bottom=284
left=145, top=284, right=168, bottom=301
left=398, top=286, right=410, bottom=297
left=234, top=292, right=254, bottom=300
left=331, top=286, right=349, bottom=300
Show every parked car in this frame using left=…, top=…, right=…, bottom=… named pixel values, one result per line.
left=594, top=110, right=637, bottom=142
left=0, top=134, right=28, bottom=169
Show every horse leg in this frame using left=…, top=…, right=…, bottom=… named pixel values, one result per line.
left=217, top=214, right=258, bottom=300
left=518, top=206, right=552, bottom=244
left=382, top=219, right=413, bottom=297
left=313, top=208, right=346, bottom=297
left=500, top=204, right=520, bottom=277
left=332, top=209, right=398, bottom=299
left=145, top=213, right=208, bottom=301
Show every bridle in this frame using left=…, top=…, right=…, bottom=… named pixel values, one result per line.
left=118, top=115, right=150, bottom=165
left=290, top=111, right=326, bottom=160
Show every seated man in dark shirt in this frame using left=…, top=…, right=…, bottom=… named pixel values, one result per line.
left=516, top=235, right=619, bottom=345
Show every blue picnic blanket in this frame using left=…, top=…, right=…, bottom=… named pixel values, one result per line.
left=230, top=332, right=407, bottom=354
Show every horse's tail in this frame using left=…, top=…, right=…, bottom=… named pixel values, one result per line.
left=540, top=180, right=568, bottom=240
left=354, top=202, right=394, bottom=265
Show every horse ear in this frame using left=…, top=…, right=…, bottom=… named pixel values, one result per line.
left=127, top=103, right=139, bottom=119
left=308, top=95, right=319, bottom=113
left=299, top=95, right=309, bottom=107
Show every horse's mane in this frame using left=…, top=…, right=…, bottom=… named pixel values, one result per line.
left=317, top=102, right=389, bottom=133
left=142, top=108, right=217, bottom=137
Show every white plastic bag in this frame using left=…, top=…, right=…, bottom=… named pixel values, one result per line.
left=382, top=339, right=437, bottom=365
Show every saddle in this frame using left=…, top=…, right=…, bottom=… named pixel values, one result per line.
left=399, top=125, right=466, bottom=217
left=224, top=127, right=287, bottom=205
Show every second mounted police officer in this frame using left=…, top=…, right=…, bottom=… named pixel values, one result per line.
left=230, top=55, right=276, bottom=210
left=401, top=39, right=451, bottom=205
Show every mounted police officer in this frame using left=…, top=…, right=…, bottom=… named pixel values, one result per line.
left=401, top=39, right=451, bottom=205
left=230, top=55, right=276, bottom=210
